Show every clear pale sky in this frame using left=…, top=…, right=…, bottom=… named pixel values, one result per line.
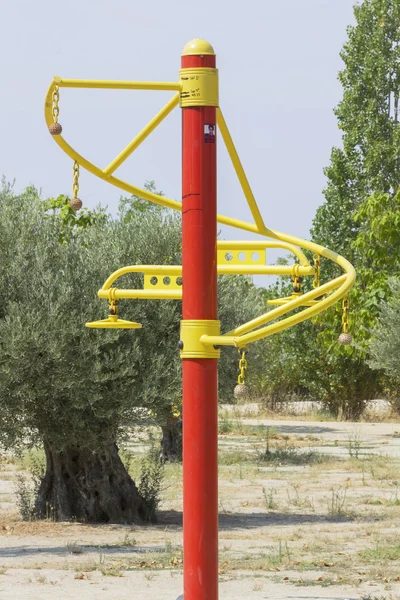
left=0, top=0, right=355, bottom=245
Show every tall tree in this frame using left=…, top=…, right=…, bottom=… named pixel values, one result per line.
left=312, top=0, right=400, bottom=261
left=302, top=0, right=400, bottom=416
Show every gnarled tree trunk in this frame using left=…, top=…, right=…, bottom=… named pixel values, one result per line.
left=160, top=416, right=182, bottom=462
left=35, top=439, right=151, bottom=523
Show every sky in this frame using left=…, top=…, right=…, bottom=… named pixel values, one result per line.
left=0, top=0, right=355, bottom=251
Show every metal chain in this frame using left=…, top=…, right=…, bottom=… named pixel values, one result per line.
left=52, top=85, right=60, bottom=123
left=237, top=348, right=248, bottom=385
left=313, top=254, right=321, bottom=288
left=342, top=296, right=350, bottom=333
left=72, top=161, right=80, bottom=198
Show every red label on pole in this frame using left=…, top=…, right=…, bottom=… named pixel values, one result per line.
left=204, top=123, right=216, bottom=143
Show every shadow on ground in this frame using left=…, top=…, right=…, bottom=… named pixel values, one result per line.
left=158, top=509, right=356, bottom=529
left=267, top=424, right=343, bottom=436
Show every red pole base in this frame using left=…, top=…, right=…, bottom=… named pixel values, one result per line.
left=183, top=359, right=218, bottom=600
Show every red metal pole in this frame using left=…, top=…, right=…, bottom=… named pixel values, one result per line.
left=181, top=40, right=219, bottom=600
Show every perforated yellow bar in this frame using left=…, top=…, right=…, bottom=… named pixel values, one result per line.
left=217, top=247, right=266, bottom=266
left=144, top=273, right=182, bottom=291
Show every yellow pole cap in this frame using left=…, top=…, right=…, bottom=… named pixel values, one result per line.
left=182, top=39, right=215, bottom=56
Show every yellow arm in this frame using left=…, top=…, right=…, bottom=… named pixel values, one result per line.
left=45, top=76, right=355, bottom=346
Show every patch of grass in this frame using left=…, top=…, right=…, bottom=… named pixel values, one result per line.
left=360, top=543, right=400, bottom=562
left=368, top=456, right=400, bottom=481
left=292, top=576, right=337, bottom=587
left=218, top=449, right=251, bottom=466
left=259, top=442, right=330, bottom=466
left=124, top=546, right=183, bottom=571
left=219, top=417, right=276, bottom=438
left=386, top=490, right=400, bottom=506
left=100, top=565, right=124, bottom=577
left=220, top=543, right=292, bottom=571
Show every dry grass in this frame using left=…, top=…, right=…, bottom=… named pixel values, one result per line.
left=0, top=409, right=400, bottom=597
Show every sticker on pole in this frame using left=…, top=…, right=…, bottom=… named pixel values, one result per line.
left=204, top=124, right=216, bottom=143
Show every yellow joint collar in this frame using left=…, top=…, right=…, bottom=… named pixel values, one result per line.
left=179, top=320, right=221, bottom=359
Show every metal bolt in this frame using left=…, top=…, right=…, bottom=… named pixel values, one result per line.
left=177, top=341, right=184, bottom=350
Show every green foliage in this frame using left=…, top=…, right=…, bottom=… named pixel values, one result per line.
left=369, top=279, right=400, bottom=381
left=42, top=194, right=107, bottom=243
left=351, top=190, right=400, bottom=345
left=138, top=444, right=165, bottom=522
left=118, top=180, right=164, bottom=218
left=0, top=182, right=266, bottom=456
left=303, top=0, right=400, bottom=415
left=252, top=262, right=319, bottom=405
left=259, top=0, right=400, bottom=416
left=312, top=0, right=400, bottom=260
left=0, top=184, right=183, bottom=451
left=15, top=452, right=46, bottom=521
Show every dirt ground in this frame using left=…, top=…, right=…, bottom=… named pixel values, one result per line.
left=0, top=409, right=400, bottom=599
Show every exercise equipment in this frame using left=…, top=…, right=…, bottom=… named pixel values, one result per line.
left=45, top=38, right=355, bottom=600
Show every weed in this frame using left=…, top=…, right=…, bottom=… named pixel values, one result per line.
left=121, top=534, right=137, bottom=547
left=15, top=451, right=46, bottom=521
left=286, top=484, right=314, bottom=510
left=362, top=462, right=367, bottom=486
left=262, top=487, right=277, bottom=510
left=66, top=541, right=84, bottom=555
left=15, top=475, right=36, bottom=521
left=386, top=486, right=400, bottom=506
left=327, top=486, right=348, bottom=517
left=219, top=417, right=235, bottom=435
left=347, top=431, right=363, bottom=459
left=138, top=445, right=164, bottom=522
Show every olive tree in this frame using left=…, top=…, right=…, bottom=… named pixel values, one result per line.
left=0, top=183, right=266, bottom=519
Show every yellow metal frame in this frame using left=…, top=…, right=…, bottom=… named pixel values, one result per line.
left=45, top=76, right=356, bottom=345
